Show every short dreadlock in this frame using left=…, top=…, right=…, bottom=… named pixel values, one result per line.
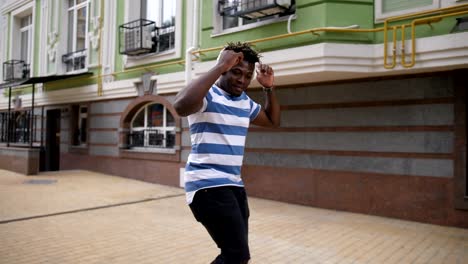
left=224, top=42, right=261, bottom=64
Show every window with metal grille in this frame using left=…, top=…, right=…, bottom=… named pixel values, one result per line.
left=129, top=103, right=175, bottom=149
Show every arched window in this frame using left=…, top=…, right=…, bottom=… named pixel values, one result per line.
left=129, top=103, right=175, bottom=149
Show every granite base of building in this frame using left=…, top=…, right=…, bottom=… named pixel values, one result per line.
left=0, top=146, right=40, bottom=175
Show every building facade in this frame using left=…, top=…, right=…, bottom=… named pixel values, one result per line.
left=0, top=0, right=467, bottom=228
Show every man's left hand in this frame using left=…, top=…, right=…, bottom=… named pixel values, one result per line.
left=256, top=63, right=274, bottom=88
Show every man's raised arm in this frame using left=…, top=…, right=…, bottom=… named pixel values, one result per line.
left=173, top=50, right=244, bottom=117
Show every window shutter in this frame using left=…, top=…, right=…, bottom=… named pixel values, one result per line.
left=382, top=0, right=433, bottom=13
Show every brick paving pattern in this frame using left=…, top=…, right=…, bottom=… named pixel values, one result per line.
left=0, top=170, right=467, bottom=263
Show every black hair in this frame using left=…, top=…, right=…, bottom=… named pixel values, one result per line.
left=224, top=42, right=261, bottom=64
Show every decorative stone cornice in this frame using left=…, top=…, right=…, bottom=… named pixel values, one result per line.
left=1, top=0, right=32, bottom=14
left=89, top=16, right=101, bottom=50
left=47, top=31, right=58, bottom=62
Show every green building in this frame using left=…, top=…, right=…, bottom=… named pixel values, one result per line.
left=0, top=0, right=467, bottom=227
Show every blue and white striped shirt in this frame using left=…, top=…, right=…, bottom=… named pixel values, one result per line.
left=184, top=85, right=261, bottom=204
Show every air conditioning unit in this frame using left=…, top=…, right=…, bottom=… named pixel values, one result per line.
left=5, top=64, right=23, bottom=81
left=120, top=19, right=156, bottom=56
left=125, top=27, right=152, bottom=52
left=3, top=60, right=29, bottom=82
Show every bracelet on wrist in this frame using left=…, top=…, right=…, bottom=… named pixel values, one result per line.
left=262, top=86, right=273, bottom=93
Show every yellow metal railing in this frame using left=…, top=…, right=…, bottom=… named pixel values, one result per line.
left=400, top=10, right=468, bottom=68
left=383, top=3, right=468, bottom=69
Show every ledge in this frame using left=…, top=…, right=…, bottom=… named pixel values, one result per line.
left=120, top=147, right=180, bottom=162
left=123, top=147, right=177, bottom=154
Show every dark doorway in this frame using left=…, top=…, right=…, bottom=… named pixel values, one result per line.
left=43, top=109, right=61, bottom=171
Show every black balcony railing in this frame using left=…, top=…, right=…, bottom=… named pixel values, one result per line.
left=127, top=129, right=175, bottom=149
left=218, top=0, right=293, bottom=20
left=2, top=60, right=30, bottom=82
left=62, top=49, right=87, bottom=72
left=156, top=25, right=175, bottom=53
left=119, top=19, right=156, bottom=56
left=0, top=111, right=37, bottom=145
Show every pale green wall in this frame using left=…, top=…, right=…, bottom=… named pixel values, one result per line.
left=114, top=0, right=125, bottom=73
left=199, top=0, right=374, bottom=60
left=199, top=0, right=461, bottom=60
left=33, top=0, right=41, bottom=76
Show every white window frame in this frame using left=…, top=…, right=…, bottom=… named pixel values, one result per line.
left=130, top=103, right=176, bottom=150
left=64, top=0, right=89, bottom=74
left=9, top=2, right=35, bottom=74
left=212, top=0, right=296, bottom=36
left=375, top=0, right=440, bottom=22
left=123, top=0, right=182, bottom=68
left=19, top=15, right=32, bottom=63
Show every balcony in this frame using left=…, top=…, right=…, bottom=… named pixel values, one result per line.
left=119, top=19, right=156, bottom=56
left=2, top=60, right=30, bottom=82
left=218, top=0, right=293, bottom=20
left=62, top=50, right=87, bottom=72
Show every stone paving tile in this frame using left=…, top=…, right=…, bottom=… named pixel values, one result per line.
left=0, top=170, right=468, bottom=263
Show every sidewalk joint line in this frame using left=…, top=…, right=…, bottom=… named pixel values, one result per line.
left=0, top=193, right=184, bottom=224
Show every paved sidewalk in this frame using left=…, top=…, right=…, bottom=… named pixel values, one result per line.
left=0, top=170, right=467, bottom=264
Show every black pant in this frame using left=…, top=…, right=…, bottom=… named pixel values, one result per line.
left=189, top=186, right=250, bottom=264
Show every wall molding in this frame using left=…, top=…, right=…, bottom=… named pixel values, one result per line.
left=248, top=125, right=454, bottom=133
left=0, top=32, right=467, bottom=109
left=280, top=97, right=454, bottom=110
left=244, top=147, right=454, bottom=160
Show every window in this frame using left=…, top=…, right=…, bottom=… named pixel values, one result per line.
left=19, top=15, right=32, bottom=64
left=123, top=0, right=182, bottom=66
left=129, top=103, right=175, bottom=149
left=215, top=0, right=295, bottom=33
left=375, top=0, right=439, bottom=21
left=71, top=105, right=87, bottom=146
left=222, top=11, right=272, bottom=30
left=64, top=0, right=88, bottom=72
left=143, top=0, right=176, bottom=53
left=8, top=4, right=33, bottom=75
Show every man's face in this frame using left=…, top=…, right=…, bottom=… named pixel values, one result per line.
left=218, top=60, right=255, bottom=97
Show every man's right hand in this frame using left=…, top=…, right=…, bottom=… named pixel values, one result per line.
left=216, top=49, right=244, bottom=73
left=174, top=49, right=245, bottom=117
